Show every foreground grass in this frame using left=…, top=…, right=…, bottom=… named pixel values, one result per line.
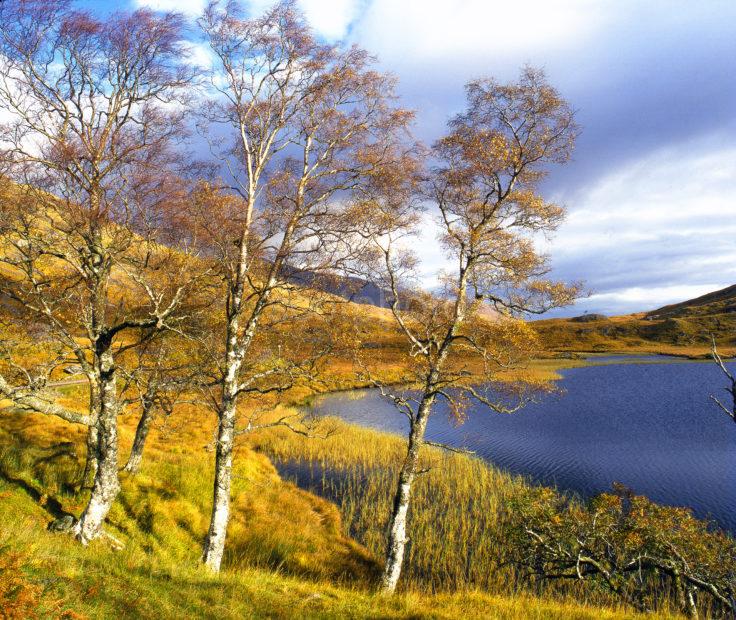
left=0, top=501, right=649, bottom=620
left=0, top=404, right=674, bottom=619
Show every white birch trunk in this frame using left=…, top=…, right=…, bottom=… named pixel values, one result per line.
left=201, top=395, right=236, bottom=571
left=81, top=422, right=99, bottom=488
left=202, top=295, right=246, bottom=572
left=381, top=264, right=466, bottom=593
left=122, top=405, right=154, bottom=474
left=80, top=382, right=101, bottom=488
left=202, top=221, right=272, bottom=571
left=73, top=351, right=121, bottom=544
left=380, top=397, right=433, bottom=593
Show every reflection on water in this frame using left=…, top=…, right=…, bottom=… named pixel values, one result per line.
left=309, top=358, right=736, bottom=533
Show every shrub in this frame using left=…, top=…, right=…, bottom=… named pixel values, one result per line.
left=505, top=483, right=736, bottom=618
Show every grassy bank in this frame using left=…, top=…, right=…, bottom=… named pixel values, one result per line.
left=0, top=499, right=649, bottom=620
left=0, top=397, right=671, bottom=618
left=252, top=411, right=681, bottom=615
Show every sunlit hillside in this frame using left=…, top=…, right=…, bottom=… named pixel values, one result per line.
left=534, top=284, right=736, bottom=358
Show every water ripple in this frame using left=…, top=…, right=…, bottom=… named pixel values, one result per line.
left=310, top=358, right=736, bottom=533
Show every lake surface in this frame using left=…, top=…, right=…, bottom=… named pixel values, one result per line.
left=309, top=357, right=736, bottom=533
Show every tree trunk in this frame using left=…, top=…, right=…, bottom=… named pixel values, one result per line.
left=201, top=260, right=260, bottom=572
left=73, top=352, right=121, bottom=544
left=80, top=422, right=99, bottom=488
left=201, top=396, right=236, bottom=572
left=685, top=587, right=698, bottom=619
left=122, top=405, right=154, bottom=474
left=80, top=383, right=101, bottom=488
left=201, top=225, right=269, bottom=572
left=380, top=396, right=433, bottom=593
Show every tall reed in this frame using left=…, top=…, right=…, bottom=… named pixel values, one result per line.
left=253, top=412, right=535, bottom=593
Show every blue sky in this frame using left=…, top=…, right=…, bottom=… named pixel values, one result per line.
left=89, top=1, right=736, bottom=316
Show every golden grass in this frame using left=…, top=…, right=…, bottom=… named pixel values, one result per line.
left=0, top=399, right=674, bottom=619
left=0, top=505, right=661, bottom=619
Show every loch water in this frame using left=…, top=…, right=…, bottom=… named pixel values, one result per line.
left=308, top=357, right=736, bottom=533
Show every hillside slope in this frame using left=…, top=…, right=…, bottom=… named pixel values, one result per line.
left=646, top=284, right=736, bottom=319
left=534, top=284, right=736, bottom=357
left=0, top=400, right=663, bottom=619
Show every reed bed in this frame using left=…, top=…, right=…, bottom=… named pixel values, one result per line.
left=253, top=413, right=687, bottom=616
left=252, top=411, right=542, bottom=594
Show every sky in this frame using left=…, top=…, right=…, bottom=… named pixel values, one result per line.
left=96, top=0, right=736, bottom=316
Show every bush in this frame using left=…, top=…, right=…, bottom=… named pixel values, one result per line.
left=505, top=484, right=736, bottom=618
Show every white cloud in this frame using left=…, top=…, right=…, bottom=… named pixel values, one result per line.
left=585, top=285, right=729, bottom=313
left=552, top=135, right=736, bottom=255
left=182, top=41, right=215, bottom=69
left=543, top=133, right=736, bottom=315
left=298, top=0, right=362, bottom=41
left=353, top=0, right=605, bottom=69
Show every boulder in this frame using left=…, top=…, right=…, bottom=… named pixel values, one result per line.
left=48, top=514, right=75, bottom=533
left=570, top=313, right=607, bottom=323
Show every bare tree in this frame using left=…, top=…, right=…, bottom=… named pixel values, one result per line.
left=0, top=0, right=202, bottom=543
left=710, top=336, right=735, bottom=423
left=358, top=67, right=580, bottom=593
left=195, top=0, right=416, bottom=572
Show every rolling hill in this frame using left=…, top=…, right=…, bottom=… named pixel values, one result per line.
left=533, top=284, right=736, bottom=358
left=646, top=284, right=736, bottom=319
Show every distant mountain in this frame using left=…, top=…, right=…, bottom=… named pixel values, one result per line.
left=282, top=266, right=388, bottom=307
left=533, top=284, right=736, bottom=357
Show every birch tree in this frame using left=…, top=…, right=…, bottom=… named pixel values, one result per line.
left=0, top=0, right=202, bottom=543
left=196, top=0, right=416, bottom=572
left=359, top=68, right=580, bottom=593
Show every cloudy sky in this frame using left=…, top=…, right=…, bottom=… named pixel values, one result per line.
left=100, top=0, right=736, bottom=316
